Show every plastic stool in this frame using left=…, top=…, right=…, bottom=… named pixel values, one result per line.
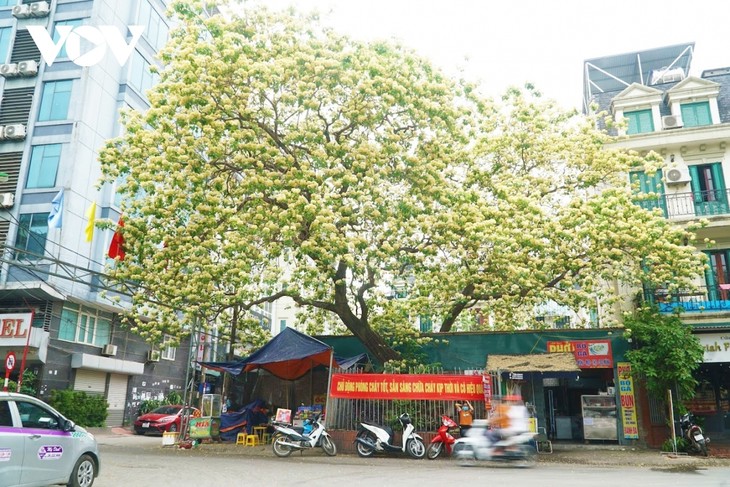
left=236, top=433, right=246, bottom=445
left=245, top=434, right=258, bottom=446
left=262, top=433, right=271, bottom=444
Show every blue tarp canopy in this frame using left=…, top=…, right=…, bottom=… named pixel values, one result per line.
left=199, top=327, right=338, bottom=380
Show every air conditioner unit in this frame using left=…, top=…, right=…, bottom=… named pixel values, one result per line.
left=101, top=344, right=118, bottom=357
left=146, top=350, right=161, bottom=362
left=0, top=64, right=19, bottom=78
left=0, top=126, right=5, bottom=140
left=666, top=166, right=691, bottom=185
left=29, top=1, right=50, bottom=17
left=17, top=60, right=38, bottom=77
left=0, top=192, right=14, bottom=208
left=11, top=4, right=31, bottom=18
left=4, top=124, right=26, bottom=140
left=662, top=115, right=683, bottom=130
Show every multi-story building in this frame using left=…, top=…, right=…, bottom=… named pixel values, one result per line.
left=585, top=42, right=730, bottom=442
left=0, top=0, right=200, bottom=426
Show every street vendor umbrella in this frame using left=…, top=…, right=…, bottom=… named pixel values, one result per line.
left=201, top=327, right=340, bottom=380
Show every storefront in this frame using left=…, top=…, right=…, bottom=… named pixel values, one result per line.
left=688, top=332, right=730, bottom=434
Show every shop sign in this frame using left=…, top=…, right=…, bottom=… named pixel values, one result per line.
left=329, top=373, right=484, bottom=400
left=696, top=333, right=730, bottom=363
left=546, top=339, right=613, bottom=368
left=617, top=362, right=639, bottom=439
left=0, top=313, right=32, bottom=346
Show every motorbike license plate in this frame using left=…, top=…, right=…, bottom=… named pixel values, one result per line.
left=143, top=422, right=150, bottom=428
left=694, top=434, right=704, bottom=441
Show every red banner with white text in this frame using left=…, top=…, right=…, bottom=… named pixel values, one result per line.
left=329, top=373, right=485, bottom=400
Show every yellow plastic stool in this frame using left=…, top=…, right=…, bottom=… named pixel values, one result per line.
left=236, top=433, right=246, bottom=445
left=245, top=434, right=258, bottom=446
left=262, top=433, right=271, bottom=444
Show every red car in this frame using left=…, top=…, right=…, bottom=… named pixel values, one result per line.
left=133, top=405, right=200, bottom=435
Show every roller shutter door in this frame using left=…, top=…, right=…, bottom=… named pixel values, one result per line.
left=73, top=369, right=106, bottom=394
left=106, top=374, right=128, bottom=427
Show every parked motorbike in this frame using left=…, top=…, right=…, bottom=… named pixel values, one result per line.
left=355, top=412, right=426, bottom=459
left=271, top=413, right=337, bottom=457
left=426, top=415, right=458, bottom=459
left=680, top=412, right=709, bottom=456
left=451, top=419, right=537, bottom=467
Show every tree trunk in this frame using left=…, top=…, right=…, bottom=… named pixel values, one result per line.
left=439, top=284, right=475, bottom=333
left=342, top=316, right=401, bottom=364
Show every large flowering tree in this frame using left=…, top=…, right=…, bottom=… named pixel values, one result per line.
left=99, top=3, right=703, bottom=364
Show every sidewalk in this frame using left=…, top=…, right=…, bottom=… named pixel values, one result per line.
left=89, top=426, right=730, bottom=468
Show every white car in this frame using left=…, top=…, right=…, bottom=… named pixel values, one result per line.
left=0, top=391, right=100, bottom=487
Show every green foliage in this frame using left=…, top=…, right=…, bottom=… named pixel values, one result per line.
left=165, top=391, right=184, bottom=405
left=7, top=369, right=38, bottom=396
left=661, top=436, right=689, bottom=453
left=137, top=399, right=162, bottom=416
left=624, top=306, right=704, bottom=400
left=49, top=390, right=108, bottom=427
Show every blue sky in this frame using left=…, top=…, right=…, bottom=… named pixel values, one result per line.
left=247, top=0, right=729, bottom=110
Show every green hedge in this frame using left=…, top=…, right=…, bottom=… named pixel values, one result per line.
left=49, top=390, right=108, bottom=427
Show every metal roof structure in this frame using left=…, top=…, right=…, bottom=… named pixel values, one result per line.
left=583, top=43, right=695, bottom=113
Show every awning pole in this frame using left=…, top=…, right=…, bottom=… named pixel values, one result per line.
left=324, top=349, right=334, bottom=428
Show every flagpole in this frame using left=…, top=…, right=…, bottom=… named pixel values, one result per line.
left=324, top=349, right=334, bottom=429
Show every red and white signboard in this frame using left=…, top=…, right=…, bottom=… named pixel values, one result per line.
left=3, top=351, right=16, bottom=392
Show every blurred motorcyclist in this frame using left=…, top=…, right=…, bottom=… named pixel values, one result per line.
left=487, top=396, right=529, bottom=447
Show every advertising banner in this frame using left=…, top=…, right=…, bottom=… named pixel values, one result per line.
left=617, top=362, right=639, bottom=439
left=329, top=373, right=485, bottom=400
left=546, top=339, right=613, bottom=368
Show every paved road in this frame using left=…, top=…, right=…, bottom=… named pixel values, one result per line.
left=92, top=434, right=730, bottom=487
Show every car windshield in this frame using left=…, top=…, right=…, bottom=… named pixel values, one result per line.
left=152, top=406, right=181, bottom=415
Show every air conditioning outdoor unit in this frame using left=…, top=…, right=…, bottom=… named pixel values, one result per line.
left=146, top=350, right=161, bottom=362
left=0, top=192, right=14, bottom=208
left=18, top=60, right=38, bottom=77
left=4, top=124, right=26, bottom=140
left=12, top=4, right=31, bottom=18
left=666, top=166, right=691, bottom=185
left=29, top=1, right=50, bottom=17
left=0, top=126, right=5, bottom=140
left=0, top=64, right=19, bottom=78
left=662, top=115, right=683, bottom=130
left=101, top=344, right=118, bottom=357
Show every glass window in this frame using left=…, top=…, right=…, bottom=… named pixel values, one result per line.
left=26, top=144, right=62, bottom=188
left=0, top=0, right=14, bottom=8
left=681, top=101, right=712, bottom=127
left=280, top=319, right=287, bottom=331
left=58, top=304, right=112, bottom=346
left=14, top=213, right=50, bottom=260
left=16, top=401, right=60, bottom=429
left=0, top=401, right=12, bottom=426
left=625, top=109, right=654, bottom=134
left=38, top=80, right=73, bottom=122
left=161, top=335, right=176, bottom=360
left=53, top=19, right=84, bottom=59
left=128, top=51, right=155, bottom=96
left=139, top=1, right=169, bottom=51
left=0, top=27, right=12, bottom=63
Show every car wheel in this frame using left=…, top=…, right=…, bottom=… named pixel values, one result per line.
left=168, top=423, right=178, bottom=433
left=67, top=454, right=96, bottom=487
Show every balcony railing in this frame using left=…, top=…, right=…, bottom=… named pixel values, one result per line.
left=635, top=189, right=730, bottom=219
left=646, top=284, right=730, bottom=314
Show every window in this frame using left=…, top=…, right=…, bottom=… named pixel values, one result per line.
left=53, top=19, right=84, bottom=59
left=0, top=401, right=12, bottom=426
left=629, top=170, right=666, bottom=216
left=0, top=27, right=12, bottom=64
left=38, top=81, right=73, bottom=121
left=14, top=213, right=49, bottom=260
left=58, top=304, right=111, bottom=346
left=128, top=51, right=157, bottom=96
left=139, top=1, right=169, bottom=51
left=161, top=335, right=176, bottom=361
left=681, top=101, right=712, bottom=127
left=280, top=319, right=287, bottom=332
left=26, top=144, right=62, bottom=188
left=0, top=0, right=14, bottom=8
left=625, top=109, right=654, bottom=134
left=16, top=401, right=60, bottom=429
left=419, top=315, right=432, bottom=333
left=705, top=249, right=730, bottom=302
left=689, top=162, right=728, bottom=216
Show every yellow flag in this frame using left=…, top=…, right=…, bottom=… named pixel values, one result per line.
left=84, top=202, right=97, bottom=242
